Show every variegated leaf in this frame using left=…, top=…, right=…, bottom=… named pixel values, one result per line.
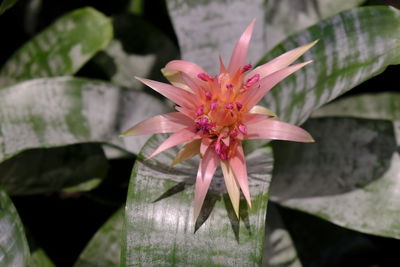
left=271, top=117, right=400, bottom=238
left=0, top=7, right=113, bottom=87
left=123, top=134, right=273, bottom=266
left=0, top=189, right=30, bottom=266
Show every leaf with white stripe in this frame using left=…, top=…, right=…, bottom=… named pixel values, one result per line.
left=122, top=134, right=273, bottom=266
left=0, top=77, right=168, bottom=165
left=166, top=0, right=363, bottom=74
left=0, top=189, right=30, bottom=267
left=260, top=6, right=400, bottom=126
left=270, top=117, right=400, bottom=238
left=0, top=7, right=113, bottom=87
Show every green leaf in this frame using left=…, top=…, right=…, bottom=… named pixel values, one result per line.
left=0, top=0, right=18, bottom=15
left=313, top=92, right=400, bottom=121
left=166, top=0, right=362, bottom=74
left=94, top=14, right=178, bottom=89
left=0, top=144, right=108, bottom=195
left=74, top=207, right=123, bottom=267
left=264, top=203, right=302, bottom=267
left=259, top=6, right=400, bottom=126
left=166, top=0, right=267, bottom=74
left=0, top=7, right=113, bottom=87
left=270, top=117, right=400, bottom=238
left=0, top=189, right=30, bottom=266
left=0, top=77, right=168, bottom=165
left=29, top=249, right=55, bottom=267
left=122, top=134, right=273, bottom=265
left=263, top=0, right=364, bottom=50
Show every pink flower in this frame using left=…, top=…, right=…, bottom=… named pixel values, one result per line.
left=122, top=20, right=316, bottom=221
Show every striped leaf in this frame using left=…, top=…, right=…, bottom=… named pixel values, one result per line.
left=260, top=6, right=400, bottom=126
left=0, top=77, right=167, bottom=194
left=0, top=77, right=167, bottom=164
left=0, top=7, right=113, bottom=87
left=123, top=134, right=273, bottom=266
left=0, top=189, right=30, bottom=266
left=166, top=0, right=362, bottom=74
left=270, top=117, right=400, bottom=238
left=74, top=208, right=123, bottom=267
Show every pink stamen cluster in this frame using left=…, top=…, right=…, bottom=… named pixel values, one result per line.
left=195, top=117, right=216, bottom=135
left=193, top=63, right=257, bottom=160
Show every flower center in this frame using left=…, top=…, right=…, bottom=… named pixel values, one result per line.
left=194, top=64, right=257, bottom=160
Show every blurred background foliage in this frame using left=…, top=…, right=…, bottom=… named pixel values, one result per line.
left=0, top=0, right=400, bottom=266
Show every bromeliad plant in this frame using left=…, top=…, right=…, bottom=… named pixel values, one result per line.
left=1, top=1, right=400, bottom=266
left=122, top=20, right=315, bottom=220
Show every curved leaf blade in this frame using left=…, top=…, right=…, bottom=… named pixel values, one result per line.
left=166, top=0, right=363, bottom=74
left=0, top=144, right=108, bottom=195
left=313, top=92, right=400, bottom=121
left=0, top=0, right=18, bottom=15
left=123, top=134, right=273, bottom=266
left=74, top=208, right=123, bottom=267
left=271, top=117, right=400, bottom=238
left=0, top=7, right=113, bottom=87
left=0, top=189, right=30, bottom=266
left=260, top=6, right=400, bottom=126
left=0, top=77, right=168, bottom=165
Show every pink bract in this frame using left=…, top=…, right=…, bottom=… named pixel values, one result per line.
left=122, top=20, right=316, bottom=221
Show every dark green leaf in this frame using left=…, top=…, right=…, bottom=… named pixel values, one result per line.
left=0, top=7, right=113, bottom=87
left=94, top=14, right=178, bottom=89
left=0, top=144, right=108, bottom=195
left=271, top=117, right=400, bottom=238
left=29, top=249, right=55, bottom=267
left=122, top=134, right=273, bottom=265
left=0, top=189, right=30, bottom=266
left=264, top=203, right=302, bottom=267
left=0, top=0, right=18, bottom=15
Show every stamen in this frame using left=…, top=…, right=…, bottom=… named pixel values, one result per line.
left=225, top=103, right=234, bottom=109
left=197, top=72, right=213, bottom=81
left=195, top=105, right=204, bottom=116
left=244, top=74, right=260, bottom=89
left=210, top=101, right=218, bottom=110
left=242, top=64, right=252, bottom=72
left=235, top=102, right=243, bottom=111
left=226, top=83, right=233, bottom=89
left=205, top=91, right=212, bottom=100
left=238, top=124, right=248, bottom=135
left=229, top=130, right=238, bottom=137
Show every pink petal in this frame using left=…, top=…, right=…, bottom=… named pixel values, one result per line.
left=175, top=106, right=196, bottom=119
left=246, top=119, right=314, bottom=142
left=239, top=61, right=312, bottom=109
left=165, top=60, right=208, bottom=80
left=200, top=137, right=212, bottom=157
left=121, top=112, right=193, bottom=136
left=221, top=161, right=240, bottom=217
left=136, top=77, right=198, bottom=108
left=148, top=127, right=200, bottom=159
left=247, top=40, right=318, bottom=79
left=241, top=113, right=269, bottom=125
left=194, top=147, right=220, bottom=221
left=228, top=145, right=251, bottom=207
left=228, top=19, right=256, bottom=75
